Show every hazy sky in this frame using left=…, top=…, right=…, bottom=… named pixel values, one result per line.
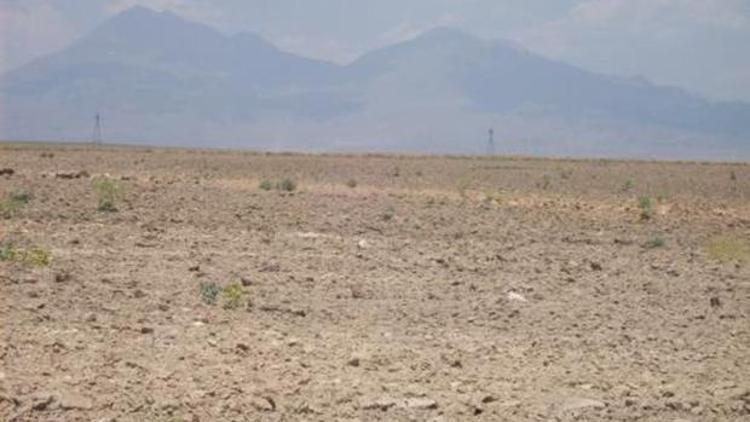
left=2, top=0, right=749, bottom=102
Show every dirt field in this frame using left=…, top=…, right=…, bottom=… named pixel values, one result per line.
left=1, top=143, right=749, bottom=421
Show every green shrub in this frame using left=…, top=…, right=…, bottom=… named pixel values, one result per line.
left=200, top=282, right=221, bottom=305
left=259, top=179, right=273, bottom=191
left=381, top=206, right=395, bottom=221
left=93, top=177, right=122, bottom=212
left=639, top=196, right=654, bottom=220
left=276, top=178, right=297, bottom=192
left=644, top=236, right=666, bottom=249
left=10, top=189, right=31, bottom=204
left=0, top=243, right=16, bottom=261
left=222, top=282, right=246, bottom=310
left=706, top=236, right=750, bottom=263
left=0, top=243, right=51, bottom=267
left=0, top=189, right=31, bottom=218
left=23, top=247, right=52, bottom=267
left=623, top=179, right=635, bottom=191
left=538, top=175, right=552, bottom=190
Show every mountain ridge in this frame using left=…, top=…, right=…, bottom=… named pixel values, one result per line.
left=1, top=6, right=748, bottom=159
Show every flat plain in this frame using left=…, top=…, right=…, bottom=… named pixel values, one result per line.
left=1, top=143, right=749, bottom=421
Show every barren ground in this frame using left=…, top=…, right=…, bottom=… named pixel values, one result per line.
left=1, top=143, right=749, bottom=421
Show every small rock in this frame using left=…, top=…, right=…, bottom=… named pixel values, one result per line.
left=55, top=170, right=89, bottom=180
left=250, top=396, right=276, bottom=412
left=507, top=292, right=527, bottom=302
left=710, top=297, right=721, bottom=308
left=259, top=263, right=281, bottom=273
left=140, top=327, right=154, bottom=334
left=59, top=392, right=93, bottom=410
left=54, top=272, right=72, bottom=283
left=0, top=168, right=14, bottom=176
left=188, top=265, right=200, bottom=272
left=481, top=395, right=497, bottom=404
left=362, top=398, right=397, bottom=411
left=240, top=277, right=253, bottom=287
left=287, top=338, right=301, bottom=347
left=30, top=393, right=56, bottom=411
left=562, top=397, right=605, bottom=411
left=590, top=262, right=603, bottom=271
left=347, top=357, right=361, bottom=367
left=404, top=398, right=438, bottom=410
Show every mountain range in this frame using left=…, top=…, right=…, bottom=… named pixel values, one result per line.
left=1, top=6, right=748, bottom=159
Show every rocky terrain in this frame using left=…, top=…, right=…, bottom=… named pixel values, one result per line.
left=1, top=143, right=749, bottom=421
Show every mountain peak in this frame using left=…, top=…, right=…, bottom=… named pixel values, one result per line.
left=106, top=5, right=187, bottom=29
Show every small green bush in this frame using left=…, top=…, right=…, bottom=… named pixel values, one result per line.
left=222, top=282, right=246, bottom=310
left=259, top=179, right=273, bottom=191
left=93, top=177, right=122, bottom=212
left=10, top=189, right=31, bottom=204
left=706, top=236, right=750, bottom=263
left=276, top=178, right=297, bottom=192
left=0, top=189, right=31, bottom=218
left=644, top=236, right=666, bottom=249
left=200, top=282, right=221, bottom=305
left=623, top=179, right=635, bottom=191
left=639, top=196, right=654, bottom=220
left=538, top=175, right=552, bottom=190
left=0, top=243, right=16, bottom=261
left=23, top=247, right=52, bottom=267
left=0, top=243, right=51, bottom=267
left=381, top=206, right=395, bottom=221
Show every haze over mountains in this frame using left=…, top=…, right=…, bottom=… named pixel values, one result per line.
left=1, top=6, right=748, bottom=159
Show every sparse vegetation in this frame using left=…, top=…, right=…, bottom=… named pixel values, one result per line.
left=623, top=179, right=635, bottom=191
left=259, top=178, right=297, bottom=192
left=0, top=188, right=32, bottom=218
left=0, top=242, right=51, bottom=267
left=346, top=179, right=358, bottom=188
left=381, top=206, right=395, bottom=221
left=0, top=243, right=16, bottom=261
left=199, top=281, right=247, bottom=309
left=277, top=178, right=297, bottom=192
left=730, top=170, right=737, bottom=182
left=639, top=196, right=654, bottom=220
left=644, top=236, right=666, bottom=249
left=484, top=191, right=502, bottom=204
left=23, top=247, right=52, bottom=267
left=538, top=175, right=552, bottom=190
left=705, top=236, right=750, bottom=263
left=93, top=177, right=122, bottom=212
left=222, top=281, right=246, bottom=309
left=457, top=174, right=472, bottom=200
left=200, top=282, right=221, bottom=305
left=10, top=189, right=32, bottom=204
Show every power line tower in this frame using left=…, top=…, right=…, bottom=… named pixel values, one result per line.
left=487, top=128, right=495, bottom=156
left=92, top=112, right=103, bottom=146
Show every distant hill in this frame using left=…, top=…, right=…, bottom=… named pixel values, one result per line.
left=1, top=6, right=748, bottom=159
